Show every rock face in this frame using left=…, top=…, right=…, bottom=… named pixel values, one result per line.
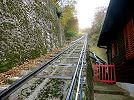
left=0, top=0, right=64, bottom=72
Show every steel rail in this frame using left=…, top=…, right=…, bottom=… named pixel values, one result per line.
left=66, top=35, right=87, bottom=100
left=0, top=36, right=84, bottom=100
left=75, top=35, right=87, bottom=100
left=75, top=54, right=84, bottom=100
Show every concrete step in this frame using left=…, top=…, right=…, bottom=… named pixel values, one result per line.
left=94, top=93, right=134, bottom=100
left=94, top=82, right=134, bottom=100
left=94, top=82, right=129, bottom=96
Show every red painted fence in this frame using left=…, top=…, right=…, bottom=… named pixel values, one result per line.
left=93, top=64, right=116, bottom=84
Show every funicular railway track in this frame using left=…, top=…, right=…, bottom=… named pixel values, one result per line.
left=0, top=35, right=87, bottom=100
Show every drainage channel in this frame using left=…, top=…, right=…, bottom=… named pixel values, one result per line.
left=0, top=35, right=87, bottom=100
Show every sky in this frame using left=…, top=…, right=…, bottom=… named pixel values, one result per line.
left=75, top=0, right=110, bottom=29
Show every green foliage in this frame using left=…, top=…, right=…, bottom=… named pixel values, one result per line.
left=0, top=51, right=20, bottom=72
left=59, top=0, right=78, bottom=40
left=38, top=79, right=64, bottom=99
left=64, top=17, right=78, bottom=39
left=59, top=5, right=75, bottom=27
left=51, top=0, right=78, bottom=40
left=0, top=48, right=47, bottom=72
left=0, top=22, right=16, bottom=30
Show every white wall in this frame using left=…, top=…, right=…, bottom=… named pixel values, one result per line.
left=116, top=82, right=134, bottom=97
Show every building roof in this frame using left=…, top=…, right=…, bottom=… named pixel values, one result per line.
left=97, top=0, right=134, bottom=47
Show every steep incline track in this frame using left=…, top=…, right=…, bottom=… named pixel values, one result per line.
left=0, top=35, right=87, bottom=100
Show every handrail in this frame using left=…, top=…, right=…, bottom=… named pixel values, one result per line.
left=75, top=52, right=85, bottom=100
left=75, top=34, right=87, bottom=100
left=66, top=35, right=87, bottom=100
left=89, top=51, right=107, bottom=64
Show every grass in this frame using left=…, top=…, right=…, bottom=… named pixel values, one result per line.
left=90, top=46, right=107, bottom=61
left=0, top=48, right=47, bottom=73
left=38, top=79, right=64, bottom=100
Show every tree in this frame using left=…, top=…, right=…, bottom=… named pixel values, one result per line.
left=64, top=17, right=78, bottom=39
left=89, top=7, right=106, bottom=45
left=52, top=0, right=78, bottom=40
left=59, top=0, right=78, bottom=40
left=59, top=5, right=75, bottom=27
left=88, top=7, right=107, bottom=60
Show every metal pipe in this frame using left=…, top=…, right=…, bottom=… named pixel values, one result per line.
left=66, top=35, right=87, bottom=100
left=75, top=35, right=87, bottom=100
left=75, top=55, right=84, bottom=100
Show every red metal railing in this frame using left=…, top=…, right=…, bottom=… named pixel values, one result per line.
left=93, top=64, right=116, bottom=84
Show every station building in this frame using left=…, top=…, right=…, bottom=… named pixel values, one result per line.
left=98, top=0, right=134, bottom=97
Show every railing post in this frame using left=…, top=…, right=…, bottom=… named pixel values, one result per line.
left=94, top=64, right=116, bottom=84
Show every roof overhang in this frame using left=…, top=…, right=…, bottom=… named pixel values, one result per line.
left=98, top=0, right=134, bottom=47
